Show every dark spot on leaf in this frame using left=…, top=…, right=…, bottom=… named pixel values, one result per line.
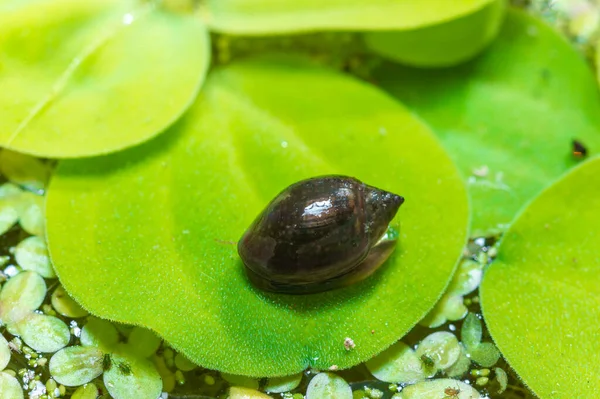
left=103, top=353, right=112, bottom=371
left=118, top=361, right=132, bottom=376
left=420, top=354, right=435, bottom=368
left=572, top=139, right=588, bottom=159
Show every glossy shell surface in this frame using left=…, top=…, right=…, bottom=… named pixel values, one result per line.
left=238, top=176, right=403, bottom=294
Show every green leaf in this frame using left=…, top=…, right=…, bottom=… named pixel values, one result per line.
left=0, top=372, right=23, bottom=399
left=414, top=332, right=460, bottom=371
left=396, top=378, right=481, bottom=399
left=200, top=0, right=496, bottom=34
left=0, top=271, right=46, bottom=326
left=13, top=313, right=71, bottom=353
left=468, top=342, right=501, bottom=368
left=0, top=150, right=50, bottom=194
left=17, top=192, right=45, bottom=237
left=373, top=8, right=600, bottom=235
left=49, top=346, right=104, bottom=386
left=461, top=313, right=482, bottom=350
left=51, top=285, right=89, bottom=318
left=494, top=367, right=508, bottom=394
left=127, top=327, right=161, bottom=358
left=229, top=387, right=273, bottom=399
left=0, top=0, right=209, bottom=158
left=365, top=341, right=427, bottom=384
left=174, top=353, right=197, bottom=372
left=0, top=335, right=10, bottom=370
left=0, top=199, right=18, bottom=237
left=103, top=346, right=162, bottom=399
left=445, top=344, right=471, bottom=378
left=264, top=373, right=303, bottom=393
left=71, top=383, right=100, bottom=399
left=480, top=157, right=600, bottom=398
left=80, top=316, right=119, bottom=352
left=306, top=373, right=351, bottom=399
left=222, top=373, right=260, bottom=390
left=365, top=0, right=506, bottom=67
left=15, top=236, right=55, bottom=279
left=46, top=57, right=468, bottom=376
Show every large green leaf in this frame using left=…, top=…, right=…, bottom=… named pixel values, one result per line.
left=372, top=9, right=600, bottom=235
left=480, top=157, right=600, bottom=398
left=46, top=57, right=468, bottom=377
left=364, top=0, right=506, bottom=67
left=200, top=0, right=495, bottom=34
left=0, top=0, right=209, bottom=158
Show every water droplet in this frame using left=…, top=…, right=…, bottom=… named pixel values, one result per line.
left=280, top=141, right=288, bottom=148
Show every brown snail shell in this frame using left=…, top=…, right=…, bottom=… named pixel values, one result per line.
left=238, top=175, right=404, bottom=294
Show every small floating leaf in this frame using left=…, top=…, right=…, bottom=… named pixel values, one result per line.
left=71, top=383, right=100, bottom=399
left=127, top=327, right=161, bottom=358
left=0, top=335, right=10, bottom=370
left=49, top=346, right=104, bottom=386
left=306, top=373, right=351, bottom=399
left=201, top=0, right=496, bottom=34
left=103, top=348, right=162, bottom=399
left=396, top=379, right=480, bottom=399
left=469, top=342, right=501, bottom=368
left=0, top=271, right=46, bottom=325
left=174, top=353, right=197, bottom=372
left=14, top=313, right=70, bottom=353
left=80, top=317, right=119, bottom=351
left=419, top=294, right=467, bottom=329
left=264, top=373, right=303, bottom=393
left=461, top=313, right=482, bottom=351
left=0, top=372, right=24, bottom=399
left=420, top=258, right=482, bottom=328
left=0, top=150, right=50, bottom=194
left=229, top=387, right=273, bottom=399
left=51, top=285, right=89, bottom=318
left=365, top=0, right=505, bottom=67
left=481, top=157, right=600, bottom=398
left=221, top=373, right=260, bottom=390
left=444, top=344, right=471, bottom=378
left=0, top=0, right=210, bottom=158
left=0, top=183, right=22, bottom=198
left=446, top=260, right=483, bottom=296
left=494, top=367, right=508, bottom=394
left=46, top=57, right=469, bottom=376
left=365, top=341, right=426, bottom=384
left=15, top=236, right=55, bottom=278
left=0, top=199, right=18, bottom=236
left=17, top=192, right=45, bottom=237
left=415, top=332, right=460, bottom=371
left=374, top=9, right=600, bottom=234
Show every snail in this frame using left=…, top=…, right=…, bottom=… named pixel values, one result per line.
left=238, top=175, right=404, bottom=294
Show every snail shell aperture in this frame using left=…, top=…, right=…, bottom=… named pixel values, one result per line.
left=238, top=175, right=404, bottom=294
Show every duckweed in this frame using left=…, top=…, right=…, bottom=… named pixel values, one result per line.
left=414, top=332, right=461, bottom=372
left=365, top=341, right=427, bottom=384
left=51, top=286, right=89, bottom=319
left=264, top=372, right=303, bottom=393
left=15, top=236, right=55, bottom=278
left=306, top=372, right=352, bottom=399
left=71, top=383, right=99, bottom=399
left=49, top=346, right=104, bottom=386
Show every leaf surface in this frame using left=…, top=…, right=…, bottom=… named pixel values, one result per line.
left=373, top=9, right=600, bottom=234
left=481, top=157, right=600, bottom=398
left=0, top=0, right=209, bottom=157
left=47, top=58, right=468, bottom=376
